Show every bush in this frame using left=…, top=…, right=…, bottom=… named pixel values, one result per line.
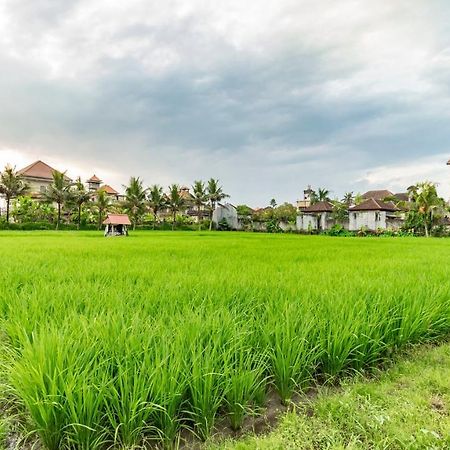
left=325, top=224, right=354, bottom=237
left=266, top=219, right=282, bottom=233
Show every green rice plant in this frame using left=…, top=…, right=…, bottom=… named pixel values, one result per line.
left=0, top=231, right=450, bottom=448
left=261, top=301, right=321, bottom=404
left=222, top=332, right=267, bottom=430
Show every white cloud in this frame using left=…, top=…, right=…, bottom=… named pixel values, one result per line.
left=358, top=153, right=450, bottom=199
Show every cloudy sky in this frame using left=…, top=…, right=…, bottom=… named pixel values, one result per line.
left=1, top=0, right=450, bottom=205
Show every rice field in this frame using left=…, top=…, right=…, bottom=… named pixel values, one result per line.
left=0, top=231, right=449, bottom=449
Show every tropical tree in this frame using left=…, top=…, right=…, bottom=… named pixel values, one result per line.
left=207, top=178, right=228, bottom=230
left=354, top=193, right=364, bottom=205
left=342, top=192, right=354, bottom=206
left=44, top=170, right=73, bottom=230
left=0, top=165, right=29, bottom=223
left=309, top=189, right=318, bottom=205
left=147, top=184, right=166, bottom=228
left=72, top=177, right=92, bottom=230
left=192, top=180, right=208, bottom=230
left=408, top=182, right=443, bottom=237
left=317, top=187, right=330, bottom=202
left=332, top=201, right=348, bottom=225
left=94, top=188, right=111, bottom=230
left=123, top=177, right=147, bottom=230
left=269, top=198, right=277, bottom=208
left=274, top=202, right=297, bottom=223
left=167, top=184, right=185, bottom=230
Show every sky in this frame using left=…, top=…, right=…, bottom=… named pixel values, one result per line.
left=1, top=0, right=450, bottom=206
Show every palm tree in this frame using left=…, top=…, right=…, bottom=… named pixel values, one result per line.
left=44, top=170, right=73, bottom=230
left=147, top=184, right=165, bottom=228
left=409, top=181, right=443, bottom=237
left=123, top=177, right=147, bottom=230
left=207, top=178, right=228, bottom=230
left=270, top=198, right=277, bottom=208
left=0, top=165, right=28, bottom=223
left=72, top=177, right=92, bottom=230
left=167, top=184, right=185, bottom=231
left=317, top=187, right=330, bottom=202
left=94, top=188, right=111, bottom=230
left=192, top=180, right=208, bottom=230
left=342, top=192, right=354, bottom=206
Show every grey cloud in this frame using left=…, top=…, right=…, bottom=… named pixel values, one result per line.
left=1, top=0, right=450, bottom=204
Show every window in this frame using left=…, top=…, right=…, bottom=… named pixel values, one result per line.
left=40, top=185, right=46, bottom=193
left=375, top=212, right=380, bottom=221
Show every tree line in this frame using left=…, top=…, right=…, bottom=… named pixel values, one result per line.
left=0, top=165, right=228, bottom=230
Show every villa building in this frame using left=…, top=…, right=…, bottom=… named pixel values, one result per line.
left=297, top=201, right=334, bottom=231
left=18, top=160, right=71, bottom=198
left=349, top=198, right=401, bottom=231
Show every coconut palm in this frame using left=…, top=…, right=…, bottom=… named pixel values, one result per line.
left=123, top=177, right=147, bottom=230
left=0, top=165, right=29, bottom=223
left=317, top=187, right=330, bottom=202
left=44, top=170, right=73, bottom=230
left=207, top=178, right=228, bottom=230
left=72, top=177, right=92, bottom=230
left=409, top=181, right=443, bottom=237
left=342, top=192, right=354, bottom=206
left=192, top=180, right=208, bottom=230
left=147, top=184, right=166, bottom=228
left=167, top=184, right=185, bottom=231
left=94, top=188, right=111, bottom=230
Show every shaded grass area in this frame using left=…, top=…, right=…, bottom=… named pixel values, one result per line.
left=0, top=231, right=449, bottom=448
left=210, top=342, right=450, bottom=450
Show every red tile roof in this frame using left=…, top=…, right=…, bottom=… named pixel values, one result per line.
left=302, top=201, right=334, bottom=213
left=350, top=198, right=399, bottom=212
left=18, top=160, right=69, bottom=181
left=87, top=174, right=102, bottom=183
left=99, top=184, right=119, bottom=195
left=103, top=214, right=131, bottom=225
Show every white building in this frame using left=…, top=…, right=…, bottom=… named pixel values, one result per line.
left=212, top=203, right=238, bottom=230
left=349, top=198, right=401, bottom=231
left=297, top=201, right=334, bottom=231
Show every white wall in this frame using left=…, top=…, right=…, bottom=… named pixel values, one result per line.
left=297, top=214, right=318, bottom=231
left=349, top=211, right=387, bottom=231
left=212, top=204, right=238, bottom=229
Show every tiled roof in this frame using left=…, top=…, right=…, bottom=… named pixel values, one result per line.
left=18, top=160, right=69, bottom=181
left=302, top=201, right=334, bottom=213
left=103, top=214, right=131, bottom=225
left=394, top=192, right=409, bottom=202
left=88, top=174, right=102, bottom=183
left=99, top=184, right=119, bottom=195
left=350, top=198, right=399, bottom=212
left=361, top=190, right=394, bottom=200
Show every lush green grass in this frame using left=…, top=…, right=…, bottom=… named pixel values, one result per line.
left=209, top=342, right=450, bottom=450
left=0, top=231, right=449, bottom=449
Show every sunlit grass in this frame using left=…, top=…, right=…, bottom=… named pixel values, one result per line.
left=0, top=231, right=449, bottom=448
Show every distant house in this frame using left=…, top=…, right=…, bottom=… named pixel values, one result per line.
left=103, top=214, right=131, bottom=236
left=87, top=174, right=102, bottom=192
left=212, top=203, right=238, bottom=229
left=361, top=190, right=394, bottom=201
left=349, top=198, right=401, bottom=231
left=99, top=184, right=124, bottom=202
left=18, top=160, right=71, bottom=198
left=362, top=189, right=410, bottom=204
left=297, top=201, right=334, bottom=231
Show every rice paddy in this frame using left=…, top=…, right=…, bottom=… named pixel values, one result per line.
left=0, top=231, right=449, bottom=449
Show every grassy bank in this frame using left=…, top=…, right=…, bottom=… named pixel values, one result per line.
left=209, top=341, right=450, bottom=449
left=0, top=231, right=449, bottom=448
